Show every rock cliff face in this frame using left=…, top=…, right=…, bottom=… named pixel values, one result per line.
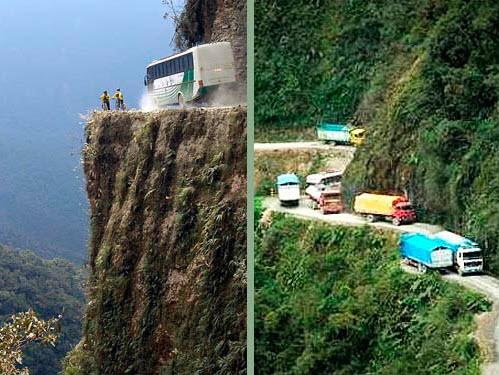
left=63, top=107, right=246, bottom=374
left=175, top=0, right=247, bottom=98
left=209, top=0, right=247, bottom=85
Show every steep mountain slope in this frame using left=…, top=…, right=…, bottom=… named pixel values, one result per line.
left=256, top=0, right=499, bottom=273
left=0, top=245, right=85, bottom=375
left=63, top=108, right=247, bottom=374
left=255, top=211, right=490, bottom=374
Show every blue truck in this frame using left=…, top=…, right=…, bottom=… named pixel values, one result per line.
left=433, top=231, right=483, bottom=275
left=316, top=122, right=365, bottom=146
left=400, top=233, right=453, bottom=273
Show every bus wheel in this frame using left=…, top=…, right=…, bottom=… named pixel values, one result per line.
left=178, top=94, right=185, bottom=109
left=366, top=214, right=375, bottom=223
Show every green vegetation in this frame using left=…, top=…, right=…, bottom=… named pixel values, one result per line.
left=256, top=0, right=499, bottom=273
left=0, top=245, right=85, bottom=375
left=0, top=310, right=61, bottom=375
left=65, top=109, right=246, bottom=374
left=254, top=127, right=316, bottom=143
left=256, top=213, right=490, bottom=374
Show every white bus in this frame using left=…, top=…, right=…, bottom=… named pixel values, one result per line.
left=144, top=42, right=236, bottom=107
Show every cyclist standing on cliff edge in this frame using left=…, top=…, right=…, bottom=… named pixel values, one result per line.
left=100, top=90, right=110, bottom=111
left=112, top=88, right=126, bottom=111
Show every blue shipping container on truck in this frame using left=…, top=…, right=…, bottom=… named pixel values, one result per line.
left=400, top=233, right=453, bottom=269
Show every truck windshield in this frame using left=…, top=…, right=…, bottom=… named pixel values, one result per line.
left=397, top=204, right=413, bottom=210
left=322, top=176, right=341, bottom=185
left=463, top=251, right=482, bottom=260
left=324, top=195, right=340, bottom=200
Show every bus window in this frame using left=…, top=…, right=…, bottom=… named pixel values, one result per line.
left=187, top=54, right=193, bottom=69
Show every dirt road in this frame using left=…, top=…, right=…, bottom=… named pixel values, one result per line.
left=442, top=273, right=499, bottom=374
left=263, top=196, right=443, bottom=235
left=254, top=142, right=356, bottom=153
left=263, top=196, right=499, bottom=372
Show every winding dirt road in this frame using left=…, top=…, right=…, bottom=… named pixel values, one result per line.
left=263, top=196, right=499, bottom=372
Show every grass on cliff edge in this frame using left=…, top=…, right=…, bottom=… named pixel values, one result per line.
left=255, top=205, right=490, bottom=374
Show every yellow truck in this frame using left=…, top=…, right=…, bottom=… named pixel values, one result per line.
left=353, top=193, right=416, bottom=225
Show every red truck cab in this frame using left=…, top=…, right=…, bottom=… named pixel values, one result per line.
left=318, top=190, right=343, bottom=214
left=392, top=198, right=416, bottom=225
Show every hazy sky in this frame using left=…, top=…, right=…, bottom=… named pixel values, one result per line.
left=0, top=1, right=177, bottom=261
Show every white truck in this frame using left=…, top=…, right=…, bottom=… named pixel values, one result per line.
left=305, top=172, right=342, bottom=198
left=276, top=174, right=300, bottom=207
left=305, top=172, right=343, bottom=213
left=433, top=231, right=484, bottom=275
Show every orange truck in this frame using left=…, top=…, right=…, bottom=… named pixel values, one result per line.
left=353, top=193, right=416, bottom=225
left=318, top=189, right=343, bottom=214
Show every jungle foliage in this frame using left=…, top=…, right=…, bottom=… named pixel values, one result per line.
left=255, top=213, right=490, bottom=374
left=0, top=245, right=85, bottom=375
left=256, top=0, right=499, bottom=273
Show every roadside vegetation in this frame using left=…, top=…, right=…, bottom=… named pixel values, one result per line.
left=256, top=0, right=499, bottom=274
left=255, top=210, right=490, bottom=374
left=254, top=127, right=316, bottom=143
left=0, top=245, right=85, bottom=374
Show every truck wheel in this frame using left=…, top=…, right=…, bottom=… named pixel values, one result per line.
left=366, top=214, right=375, bottom=223
left=418, top=263, right=427, bottom=273
left=392, top=218, right=401, bottom=226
